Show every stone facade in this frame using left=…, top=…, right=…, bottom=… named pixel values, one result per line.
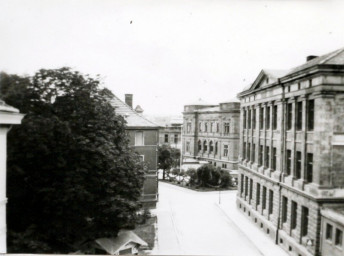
left=182, top=99, right=240, bottom=175
left=158, top=118, right=182, bottom=150
left=237, top=48, right=344, bottom=256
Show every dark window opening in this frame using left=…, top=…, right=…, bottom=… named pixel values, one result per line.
left=296, top=151, right=301, bottom=179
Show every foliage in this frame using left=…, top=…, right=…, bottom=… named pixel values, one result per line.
left=158, top=144, right=180, bottom=180
left=186, top=168, right=197, bottom=186
left=0, top=68, right=145, bottom=253
left=195, top=164, right=232, bottom=188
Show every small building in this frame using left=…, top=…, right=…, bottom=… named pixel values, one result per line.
left=158, top=117, right=183, bottom=150
left=110, top=94, right=160, bottom=208
left=0, top=100, right=24, bottom=253
left=320, top=206, right=344, bottom=256
left=182, top=98, right=240, bottom=179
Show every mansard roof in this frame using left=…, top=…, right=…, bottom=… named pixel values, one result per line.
left=109, top=95, right=159, bottom=128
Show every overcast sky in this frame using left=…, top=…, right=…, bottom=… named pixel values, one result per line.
left=1, top=0, right=344, bottom=116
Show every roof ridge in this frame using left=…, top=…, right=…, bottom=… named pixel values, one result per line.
left=320, top=47, right=344, bottom=64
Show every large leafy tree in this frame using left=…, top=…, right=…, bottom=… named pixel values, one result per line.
left=158, top=144, right=180, bottom=180
left=0, top=68, right=145, bottom=253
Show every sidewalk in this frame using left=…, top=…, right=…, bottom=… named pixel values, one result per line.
left=217, top=193, right=288, bottom=256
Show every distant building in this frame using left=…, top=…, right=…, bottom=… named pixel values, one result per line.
left=0, top=100, right=24, bottom=253
left=158, top=117, right=182, bottom=149
left=182, top=99, right=240, bottom=177
left=237, top=47, right=344, bottom=256
left=110, top=94, right=160, bottom=208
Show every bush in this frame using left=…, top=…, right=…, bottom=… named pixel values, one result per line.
left=186, top=168, right=197, bottom=186
left=220, top=171, right=231, bottom=188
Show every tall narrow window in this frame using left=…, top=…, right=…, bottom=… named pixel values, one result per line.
left=269, top=190, right=273, bottom=214
left=199, top=122, right=202, bottom=132
left=253, top=108, right=256, bottom=129
left=240, top=174, right=244, bottom=195
left=296, top=151, right=302, bottom=179
left=326, top=224, right=333, bottom=240
left=205, top=122, right=208, bottom=132
left=216, top=123, right=219, bottom=133
left=223, top=144, right=228, bottom=157
left=209, top=141, right=214, bottom=153
left=259, top=106, right=264, bottom=129
left=186, top=142, right=190, bottom=152
left=297, top=101, right=303, bottom=131
left=287, top=103, right=293, bottom=130
left=243, top=109, right=247, bottom=129
left=286, top=150, right=292, bottom=175
left=215, top=142, right=218, bottom=155
left=266, top=106, right=271, bottom=130
left=265, top=146, right=270, bottom=168
left=307, top=100, right=314, bottom=131
left=248, top=109, right=251, bottom=129
left=243, top=142, right=246, bottom=159
left=164, top=134, right=169, bottom=143
left=174, top=134, right=178, bottom=143
left=247, top=143, right=251, bottom=161
left=291, top=201, right=297, bottom=230
left=301, top=206, right=309, bottom=236
left=273, top=105, right=278, bottom=130
left=224, top=122, right=230, bottom=134
left=262, top=186, right=267, bottom=210
left=135, top=131, right=144, bottom=146
left=249, top=179, right=253, bottom=202
left=272, top=147, right=277, bottom=170
left=245, top=176, right=248, bottom=197
left=252, top=144, right=256, bottom=163
left=335, top=229, right=343, bottom=246
left=306, top=153, right=313, bottom=183
left=187, top=122, right=191, bottom=133
left=282, top=196, right=288, bottom=223
left=198, top=140, right=202, bottom=152
left=210, top=122, right=213, bottom=132
left=203, top=141, right=208, bottom=152
left=256, top=183, right=261, bottom=206
left=259, top=145, right=263, bottom=166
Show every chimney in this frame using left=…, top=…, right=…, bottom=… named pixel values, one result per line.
left=125, top=94, right=133, bottom=108
left=306, top=55, right=318, bottom=62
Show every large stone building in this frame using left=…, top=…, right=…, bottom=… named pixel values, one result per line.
left=182, top=99, right=240, bottom=175
left=110, top=94, right=160, bottom=208
left=0, top=100, right=23, bottom=253
left=237, top=47, right=344, bottom=256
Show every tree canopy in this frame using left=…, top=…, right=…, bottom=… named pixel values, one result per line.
left=158, top=144, right=180, bottom=180
left=0, top=68, right=145, bottom=253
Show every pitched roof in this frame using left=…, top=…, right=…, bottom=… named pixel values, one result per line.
left=287, top=47, right=344, bottom=75
left=95, top=230, right=148, bottom=255
left=109, top=95, right=159, bottom=128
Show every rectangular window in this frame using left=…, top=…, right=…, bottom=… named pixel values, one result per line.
left=240, top=174, right=244, bottom=195
left=224, top=122, right=230, bottom=134
left=259, top=145, right=263, bottom=166
left=216, top=123, right=219, bottom=133
left=245, top=176, right=248, bottom=197
left=287, top=103, right=293, bottom=130
left=307, top=100, right=314, bottom=131
left=164, top=134, right=169, bottom=143
left=301, top=206, right=309, bottom=236
left=248, top=109, right=251, bottom=129
left=273, top=105, right=278, bottom=130
left=252, top=144, right=256, bottom=163
left=335, top=228, right=343, bottom=246
left=262, top=186, right=267, bottom=210
left=204, top=122, right=208, bottom=132
left=286, top=150, right=292, bottom=175
left=186, top=142, right=190, bottom=152
left=187, top=122, right=191, bottom=133
left=253, top=108, right=256, bottom=129
left=326, top=223, right=333, bottom=240
left=296, top=151, right=302, bottom=179
left=210, top=122, right=213, bottom=132
left=243, top=142, right=246, bottom=159
left=259, top=107, right=264, bottom=129
left=249, top=179, right=253, bottom=202
left=135, top=131, right=144, bottom=146
left=256, top=183, right=261, bottom=206
left=297, top=101, right=303, bottom=131
left=199, top=122, right=202, bottom=132
left=306, top=153, right=313, bottom=183
left=266, top=106, right=271, bottom=130
left=223, top=144, right=228, bottom=157
left=265, top=146, right=270, bottom=168
left=174, top=134, right=178, bottom=143
left=269, top=190, right=273, bottom=214
left=272, top=147, right=277, bottom=170
left=282, top=196, right=288, bottom=223
left=243, top=110, right=247, bottom=129
left=291, top=201, right=297, bottom=230
left=247, top=143, right=251, bottom=161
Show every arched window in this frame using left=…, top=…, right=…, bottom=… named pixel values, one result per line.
left=209, top=141, right=214, bottom=153
left=203, top=140, right=208, bottom=152
left=198, top=140, right=202, bottom=152
left=215, top=142, right=218, bottom=155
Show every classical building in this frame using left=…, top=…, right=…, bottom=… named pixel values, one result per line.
left=158, top=117, right=182, bottom=150
left=237, top=47, right=344, bottom=256
left=0, top=100, right=23, bottom=253
left=110, top=94, right=160, bottom=208
left=182, top=99, right=240, bottom=176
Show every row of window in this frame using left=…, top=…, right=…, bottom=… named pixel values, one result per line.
left=185, top=140, right=229, bottom=157
left=243, top=99, right=314, bottom=132
left=164, top=134, right=179, bottom=143
left=242, top=143, right=313, bottom=183
left=326, top=223, right=343, bottom=247
left=281, top=196, right=309, bottom=237
left=185, top=121, right=231, bottom=134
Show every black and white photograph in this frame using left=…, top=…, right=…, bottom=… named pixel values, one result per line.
left=1, top=0, right=344, bottom=255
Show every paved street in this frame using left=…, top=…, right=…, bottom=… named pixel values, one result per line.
left=152, top=182, right=288, bottom=256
